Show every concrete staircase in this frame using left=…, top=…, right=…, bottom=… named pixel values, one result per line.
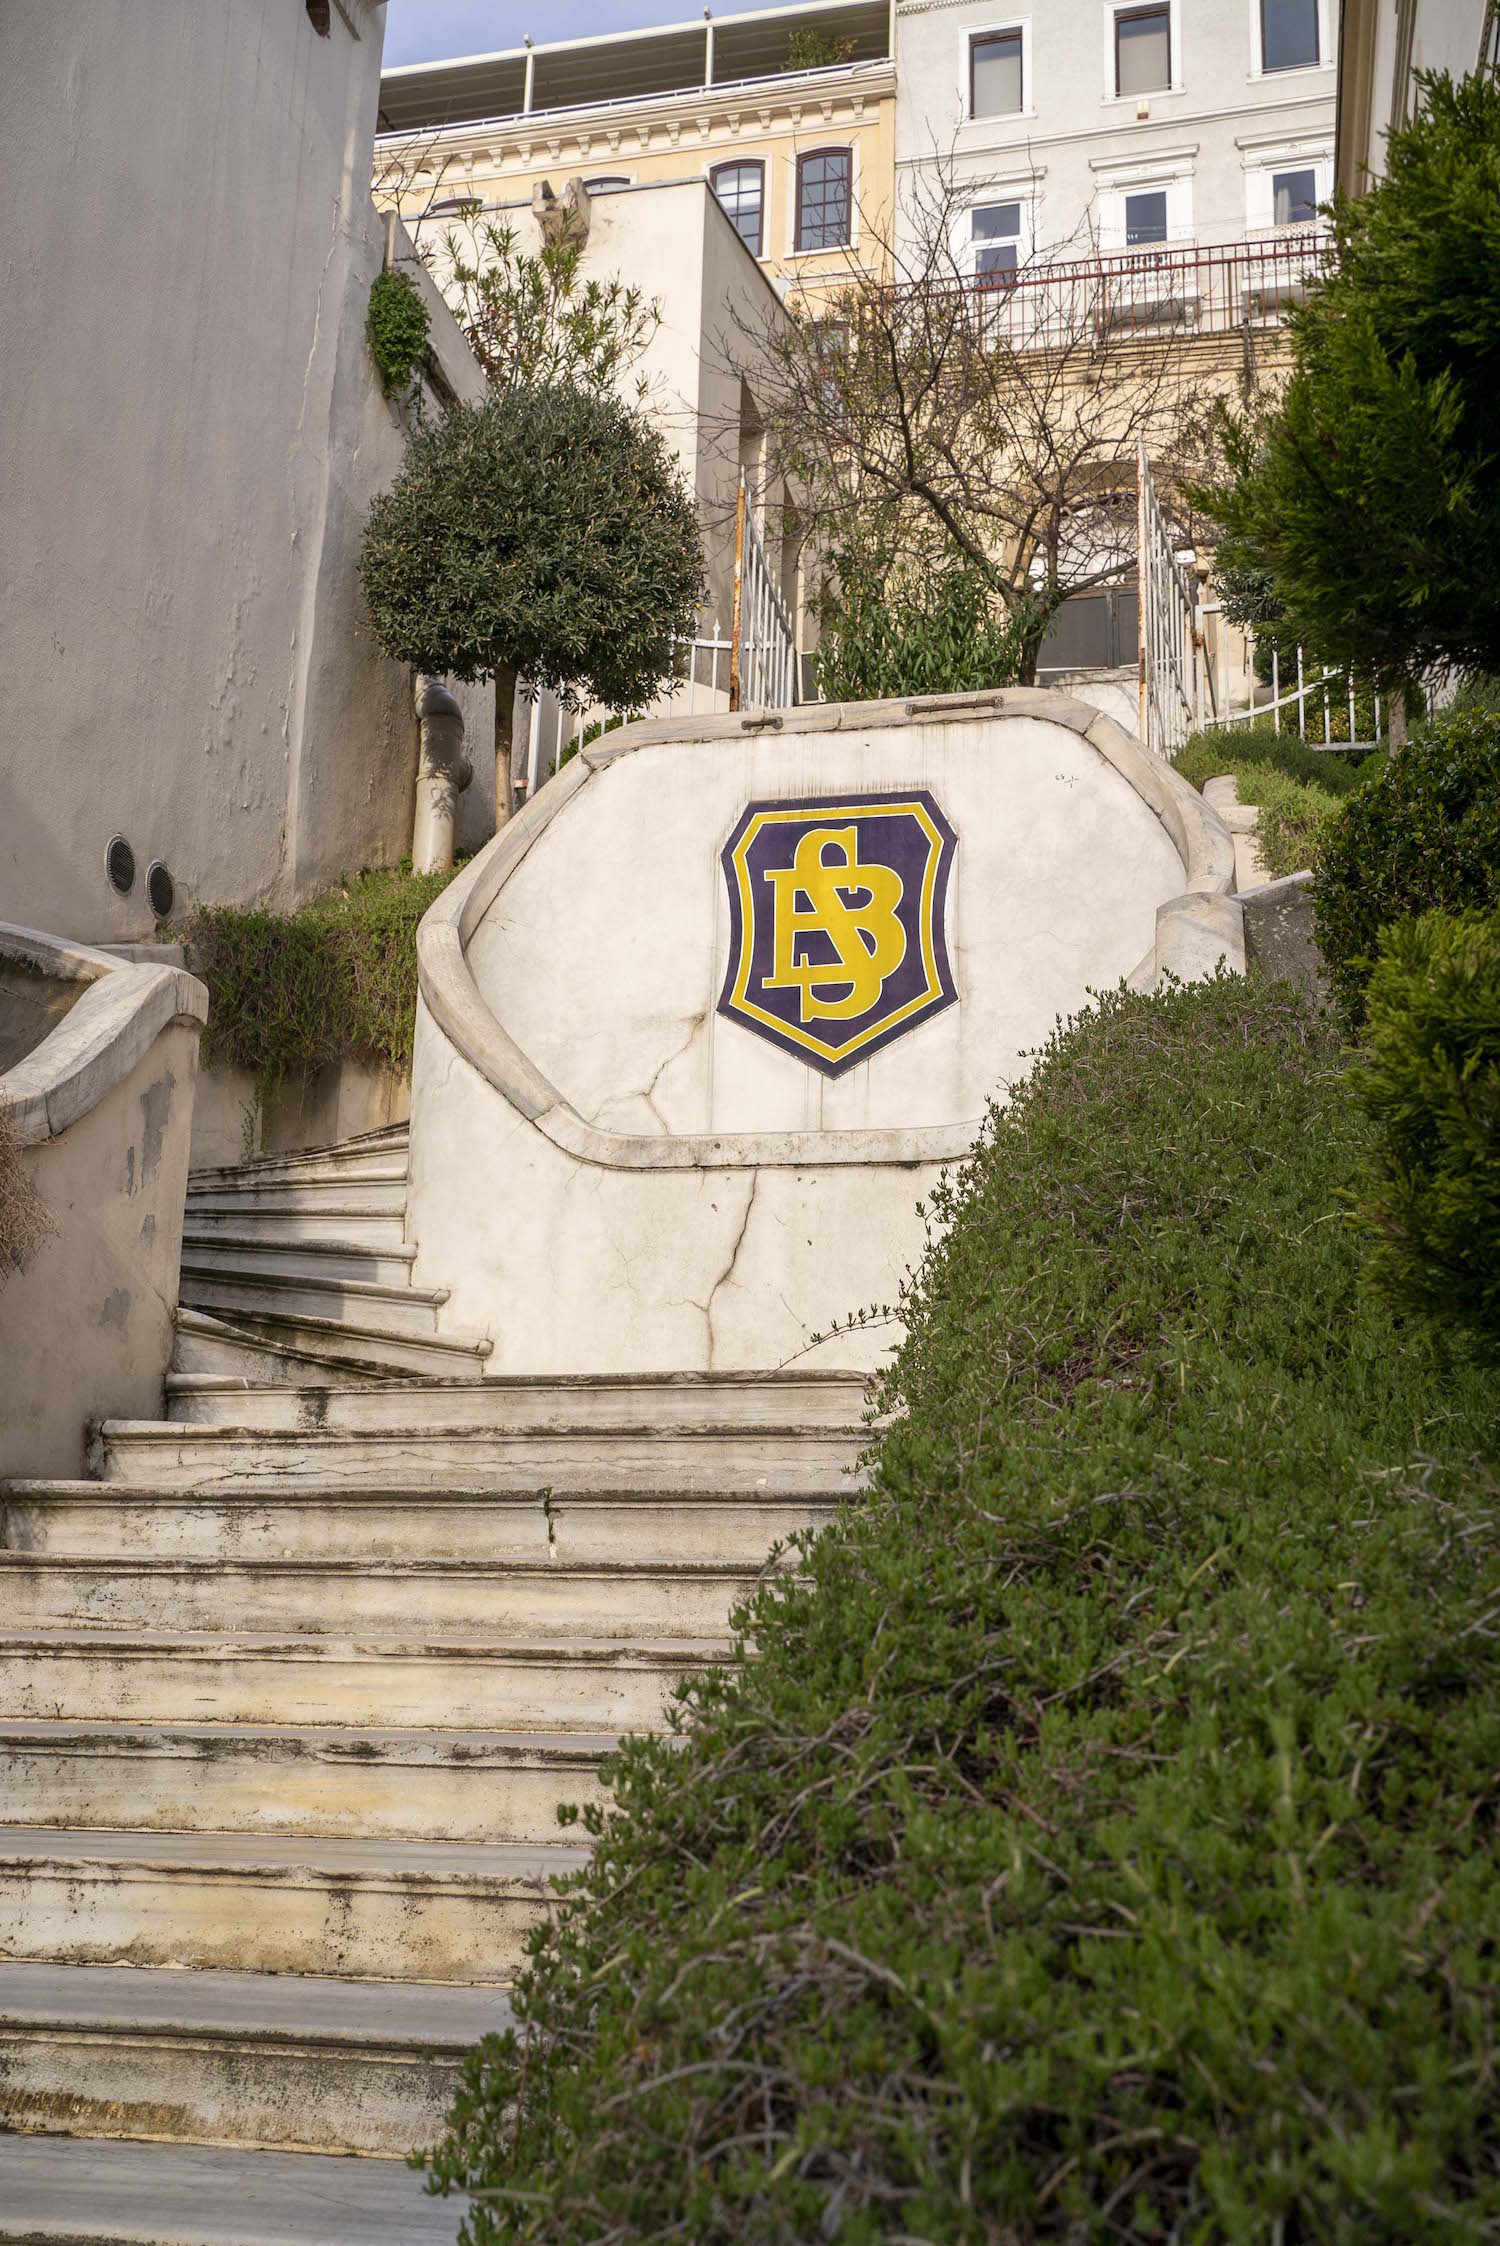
left=0, top=1125, right=867, bottom=2240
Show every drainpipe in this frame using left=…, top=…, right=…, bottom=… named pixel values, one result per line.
left=704, top=9, right=714, bottom=87
left=412, top=678, right=472, bottom=876
left=523, top=36, right=535, bottom=113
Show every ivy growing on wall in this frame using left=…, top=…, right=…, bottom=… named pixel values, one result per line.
left=366, top=267, right=430, bottom=397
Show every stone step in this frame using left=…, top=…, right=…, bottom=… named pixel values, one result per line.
left=0, top=1554, right=765, bottom=1640
left=0, top=2132, right=457, bottom=2243
left=0, top=1828, right=580, bottom=1983
left=187, top=1128, right=408, bottom=1195
left=0, top=1961, right=511, bottom=2156
left=90, top=1420, right=861, bottom=1493
left=0, top=1723, right=611, bottom=1844
left=1, top=1481, right=833, bottom=1564
left=0, top=1630, right=719, bottom=1730
left=178, top=1203, right=408, bottom=1247
left=177, top=1236, right=418, bottom=1288
left=177, top=1266, right=449, bottom=1338
left=159, top=1370, right=869, bottom=1434
left=184, top=1176, right=409, bottom=1219
left=167, top=1306, right=491, bottom=1380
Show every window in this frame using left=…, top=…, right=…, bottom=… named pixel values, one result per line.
left=306, top=0, right=331, bottom=33
left=972, top=201, right=1022, bottom=284
left=1114, top=4, right=1170, bottom=95
left=795, top=148, right=852, bottom=252
left=1125, top=189, right=1168, bottom=245
left=582, top=175, right=631, bottom=193
left=1261, top=0, right=1319, bottom=72
left=711, top=160, right=765, bottom=256
left=1272, top=166, right=1318, bottom=224
left=970, top=28, right=1023, bottom=117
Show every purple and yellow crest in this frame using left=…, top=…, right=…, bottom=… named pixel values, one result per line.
left=717, top=790, right=958, bottom=1077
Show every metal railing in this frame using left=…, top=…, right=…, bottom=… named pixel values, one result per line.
left=1137, top=440, right=1201, bottom=757
left=1215, top=622, right=1386, bottom=748
left=906, top=229, right=1332, bottom=354
left=519, top=631, right=736, bottom=798
left=730, top=482, right=797, bottom=714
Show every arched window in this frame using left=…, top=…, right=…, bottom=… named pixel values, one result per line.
left=582, top=175, right=632, bottom=193
left=794, top=148, right=852, bottom=253
left=306, top=0, right=331, bottom=35
left=710, top=160, right=765, bottom=257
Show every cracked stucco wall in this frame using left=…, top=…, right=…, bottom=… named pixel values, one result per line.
left=0, top=0, right=493, bottom=945
left=1, top=1023, right=200, bottom=1478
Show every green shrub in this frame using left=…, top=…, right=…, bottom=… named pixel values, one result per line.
left=1353, top=907, right=1500, bottom=1349
left=185, top=865, right=457, bottom=1096
left=422, top=974, right=1500, bottom=2244
left=1315, top=709, right=1500, bottom=1022
left=1172, top=726, right=1375, bottom=796
left=1226, top=760, right=1344, bottom=878
left=815, top=555, right=1041, bottom=701
left=366, top=268, right=431, bottom=397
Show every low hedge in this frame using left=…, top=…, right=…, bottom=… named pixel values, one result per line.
left=184, top=865, right=457, bottom=1096
left=1354, top=907, right=1500, bottom=1350
left=1172, top=726, right=1376, bottom=797
left=1314, top=710, right=1500, bottom=1023
left=423, top=973, right=1500, bottom=2243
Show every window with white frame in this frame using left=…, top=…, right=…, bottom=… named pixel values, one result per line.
left=1114, top=4, right=1171, bottom=95
left=1125, top=188, right=1168, bottom=246
left=970, top=200, right=1024, bottom=283
left=1260, top=0, right=1319, bottom=72
left=1242, top=146, right=1330, bottom=231
left=970, top=27, right=1024, bottom=117
left=1272, top=165, right=1318, bottom=224
left=1095, top=163, right=1193, bottom=252
left=711, top=160, right=765, bottom=256
left=795, top=148, right=852, bottom=252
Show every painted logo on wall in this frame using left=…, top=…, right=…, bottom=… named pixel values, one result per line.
left=717, top=790, right=958, bottom=1076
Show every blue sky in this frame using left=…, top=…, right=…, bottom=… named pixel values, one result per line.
left=383, top=0, right=773, bottom=65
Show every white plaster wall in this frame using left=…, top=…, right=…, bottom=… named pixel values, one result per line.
left=894, top=0, right=1337, bottom=259
left=1356, top=0, right=1489, bottom=189
left=0, top=0, right=493, bottom=944
left=408, top=711, right=1185, bottom=1374
left=1, top=1022, right=200, bottom=1479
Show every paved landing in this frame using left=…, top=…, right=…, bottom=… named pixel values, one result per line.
left=0, top=2133, right=462, bottom=2244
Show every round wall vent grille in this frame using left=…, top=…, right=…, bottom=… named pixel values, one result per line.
left=105, top=835, right=136, bottom=895
left=146, top=861, right=176, bottom=920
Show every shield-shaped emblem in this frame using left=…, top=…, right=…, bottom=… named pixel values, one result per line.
left=718, top=789, right=957, bottom=1077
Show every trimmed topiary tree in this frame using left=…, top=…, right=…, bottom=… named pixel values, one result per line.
left=1354, top=906, right=1500, bottom=1351
left=358, top=385, right=704, bottom=816
left=1313, top=709, right=1500, bottom=1022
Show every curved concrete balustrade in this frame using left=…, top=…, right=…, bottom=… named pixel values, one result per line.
left=409, top=688, right=1237, bottom=1376
left=0, top=924, right=207, bottom=1476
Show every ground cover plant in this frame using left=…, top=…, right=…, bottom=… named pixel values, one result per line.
left=1314, top=709, right=1500, bottom=1023
left=1355, top=906, right=1500, bottom=1352
left=183, top=864, right=456, bottom=1097
left=423, top=972, right=1500, bottom=2243
left=0, top=1108, right=50, bottom=1283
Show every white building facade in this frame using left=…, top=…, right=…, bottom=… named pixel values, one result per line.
left=894, top=0, right=1338, bottom=275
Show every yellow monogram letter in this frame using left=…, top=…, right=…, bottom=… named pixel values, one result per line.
left=763, top=827, right=906, bottom=1022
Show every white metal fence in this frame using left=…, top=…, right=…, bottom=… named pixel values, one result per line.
left=730, top=481, right=797, bottom=714
left=1136, top=439, right=1202, bottom=757
left=1212, top=621, right=1386, bottom=747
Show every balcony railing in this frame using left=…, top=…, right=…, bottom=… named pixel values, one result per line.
left=910, top=229, right=1333, bottom=351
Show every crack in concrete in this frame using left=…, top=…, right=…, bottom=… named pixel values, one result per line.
left=702, top=1173, right=759, bottom=1372
left=639, top=1011, right=708, bottom=1135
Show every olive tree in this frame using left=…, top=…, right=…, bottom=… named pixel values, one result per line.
left=359, top=384, right=704, bottom=818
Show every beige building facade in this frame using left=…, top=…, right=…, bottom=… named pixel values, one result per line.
left=375, top=0, right=897, bottom=308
